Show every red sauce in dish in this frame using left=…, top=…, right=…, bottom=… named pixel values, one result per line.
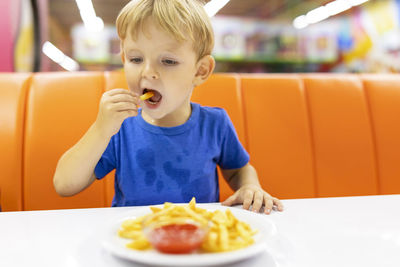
left=148, top=223, right=206, bottom=254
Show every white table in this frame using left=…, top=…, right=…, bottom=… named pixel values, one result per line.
left=1, top=195, right=399, bottom=267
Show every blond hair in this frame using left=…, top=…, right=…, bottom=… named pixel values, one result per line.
left=116, top=0, right=214, bottom=59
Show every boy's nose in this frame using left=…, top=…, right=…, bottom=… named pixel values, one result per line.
left=142, top=63, right=159, bottom=80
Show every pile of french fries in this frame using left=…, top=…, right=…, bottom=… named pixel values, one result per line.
left=118, top=197, right=258, bottom=253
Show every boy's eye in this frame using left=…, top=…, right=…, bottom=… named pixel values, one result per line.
left=162, top=59, right=178, bottom=66
left=130, top=57, right=143, bottom=63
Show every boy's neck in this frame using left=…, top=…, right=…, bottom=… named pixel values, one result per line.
left=141, top=102, right=193, bottom=127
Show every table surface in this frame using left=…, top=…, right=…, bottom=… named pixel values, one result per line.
left=1, top=194, right=400, bottom=267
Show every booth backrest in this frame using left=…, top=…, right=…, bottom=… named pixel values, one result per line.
left=362, top=74, right=400, bottom=194
left=241, top=74, right=315, bottom=199
left=0, top=73, right=31, bottom=211
left=302, top=74, right=377, bottom=197
left=1, top=72, right=400, bottom=211
left=241, top=73, right=400, bottom=199
left=23, top=72, right=106, bottom=210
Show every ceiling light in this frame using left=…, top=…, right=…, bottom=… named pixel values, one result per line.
left=293, top=15, right=308, bottom=29
left=350, top=0, right=369, bottom=6
left=42, top=41, right=79, bottom=71
left=204, top=0, right=230, bottom=17
left=75, top=0, right=104, bottom=32
left=326, top=0, right=351, bottom=16
left=306, top=6, right=330, bottom=24
left=293, top=0, right=370, bottom=29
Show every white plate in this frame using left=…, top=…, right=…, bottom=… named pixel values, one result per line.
left=100, top=204, right=278, bottom=266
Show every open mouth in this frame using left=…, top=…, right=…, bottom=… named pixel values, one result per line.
left=142, top=88, right=162, bottom=105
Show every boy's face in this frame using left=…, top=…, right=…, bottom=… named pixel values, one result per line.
left=122, top=18, right=200, bottom=126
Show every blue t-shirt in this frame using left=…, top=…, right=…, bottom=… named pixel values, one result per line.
left=94, top=102, right=249, bottom=206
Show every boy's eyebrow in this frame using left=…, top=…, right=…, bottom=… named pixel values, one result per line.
left=125, top=48, right=140, bottom=53
left=125, top=43, right=183, bottom=55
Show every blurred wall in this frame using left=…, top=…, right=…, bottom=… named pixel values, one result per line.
left=38, top=0, right=50, bottom=71
left=0, top=0, right=19, bottom=71
left=0, top=0, right=49, bottom=72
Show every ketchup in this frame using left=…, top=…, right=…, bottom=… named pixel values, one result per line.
left=147, top=223, right=206, bottom=254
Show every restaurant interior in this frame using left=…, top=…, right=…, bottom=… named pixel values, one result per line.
left=2, top=0, right=400, bottom=73
left=1, top=1, right=400, bottom=267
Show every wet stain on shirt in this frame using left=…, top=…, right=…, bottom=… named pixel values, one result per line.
left=144, top=169, right=156, bottom=186
left=136, top=148, right=157, bottom=186
left=156, top=180, right=164, bottom=193
left=136, top=148, right=155, bottom=168
left=181, top=178, right=209, bottom=201
left=163, top=161, right=190, bottom=185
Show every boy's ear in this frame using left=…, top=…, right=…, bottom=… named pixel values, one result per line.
left=193, top=55, right=215, bottom=86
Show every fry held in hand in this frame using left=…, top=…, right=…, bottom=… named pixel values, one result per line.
left=118, top=197, right=258, bottom=253
left=139, top=92, right=154, bottom=101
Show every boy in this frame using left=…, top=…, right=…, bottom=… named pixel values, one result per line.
left=53, top=0, right=283, bottom=214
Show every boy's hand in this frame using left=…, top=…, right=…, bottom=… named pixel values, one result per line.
left=95, top=89, right=139, bottom=137
left=222, top=184, right=284, bottom=214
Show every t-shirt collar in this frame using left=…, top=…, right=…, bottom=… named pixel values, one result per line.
left=137, top=102, right=200, bottom=135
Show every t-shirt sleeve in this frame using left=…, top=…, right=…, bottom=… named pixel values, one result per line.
left=94, top=137, right=117, bottom=179
left=218, top=110, right=249, bottom=169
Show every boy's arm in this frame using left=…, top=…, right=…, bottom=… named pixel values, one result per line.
left=53, top=89, right=139, bottom=197
left=53, top=123, right=111, bottom=196
left=221, top=163, right=284, bottom=214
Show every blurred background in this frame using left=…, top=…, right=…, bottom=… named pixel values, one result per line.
left=1, top=0, right=399, bottom=73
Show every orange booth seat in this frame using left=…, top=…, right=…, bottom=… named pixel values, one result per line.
left=1, top=72, right=400, bottom=211
left=23, top=72, right=106, bottom=210
left=0, top=73, right=31, bottom=211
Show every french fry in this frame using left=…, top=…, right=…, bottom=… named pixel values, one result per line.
left=218, top=224, right=229, bottom=251
left=118, top=229, right=143, bottom=239
left=150, top=206, right=162, bottom=213
left=119, top=197, right=257, bottom=253
left=139, top=92, right=154, bottom=101
left=126, top=237, right=152, bottom=250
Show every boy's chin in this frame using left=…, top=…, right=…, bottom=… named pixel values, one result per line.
left=142, top=109, right=164, bottom=121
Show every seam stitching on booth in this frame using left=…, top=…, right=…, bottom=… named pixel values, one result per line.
left=20, top=74, right=33, bottom=211
left=361, top=75, right=381, bottom=195
left=301, top=75, right=319, bottom=198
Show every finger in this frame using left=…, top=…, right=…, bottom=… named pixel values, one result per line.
left=221, top=193, right=239, bottom=206
left=106, top=88, right=132, bottom=96
left=252, top=191, right=264, bottom=212
left=273, top=197, right=284, bottom=211
left=264, top=195, right=274, bottom=214
left=109, top=94, right=138, bottom=104
left=242, top=190, right=253, bottom=210
left=112, top=102, right=138, bottom=112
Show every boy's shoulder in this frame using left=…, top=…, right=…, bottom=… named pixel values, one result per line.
left=195, top=103, right=228, bottom=120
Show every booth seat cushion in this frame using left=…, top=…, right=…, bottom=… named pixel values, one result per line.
left=241, top=74, right=315, bottom=199
left=4, top=72, right=400, bottom=211
left=362, top=74, right=400, bottom=194
left=303, top=74, right=378, bottom=197
left=0, top=73, right=31, bottom=211
left=23, top=72, right=107, bottom=210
